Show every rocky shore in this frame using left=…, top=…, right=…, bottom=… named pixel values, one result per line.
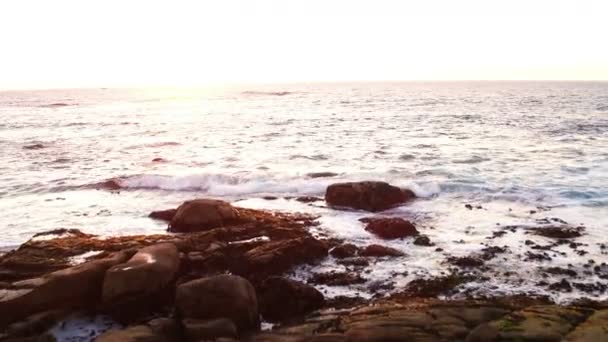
left=1, top=181, right=606, bottom=341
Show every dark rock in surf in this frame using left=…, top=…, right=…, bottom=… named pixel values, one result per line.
left=148, top=209, right=177, bottom=222
left=330, top=244, right=361, bottom=259
left=363, top=217, right=419, bottom=239
left=258, top=277, right=324, bottom=322
left=325, top=181, right=415, bottom=212
left=360, top=244, right=404, bottom=257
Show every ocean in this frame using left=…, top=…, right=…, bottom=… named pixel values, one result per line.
left=1, top=81, right=607, bottom=302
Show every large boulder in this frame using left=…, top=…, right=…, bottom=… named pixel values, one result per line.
left=325, top=181, right=415, bottom=212
left=258, top=277, right=325, bottom=321
left=0, top=252, right=130, bottom=327
left=237, top=236, right=328, bottom=278
left=102, top=243, right=179, bottom=302
left=360, top=244, right=405, bottom=257
left=176, top=275, right=259, bottom=333
left=363, top=218, right=419, bottom=239
left=169, top=199, right=240, bottom=232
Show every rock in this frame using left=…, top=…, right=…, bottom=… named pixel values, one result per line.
left=295, top=196, right=323, bottom=203
left=176, top=275, right=259, bottom=332
left=330, top=244, right=360, bottom=259
left=0, top=252, right=129, bottom=327
left=151, top=157, right=166, bottom=162
left=309, top=272, right=366, bottom=286
left=169, top=199, right=240, bottom=233
left=363, top=218, right=418, bottom=239
left=237, top=236, right=328, bottom=278
left=413, top=235, right=433, bottom=246
left=447, top=256, right=485, bottom=268
left=307, top=172, right=339, bottom=178
left=258, top=277, right=324, bottom=322
left=102, top=243, right=179, bottom=302
left=532, top=226, right=583, bottom=239
left=360, top=244, right=404, bottom=257
left=325, top=181, right=415, bottom=212
left=399, top=274, right=473, bottom=297
left=23, top=143, right=45, bottom=150
left=467, top=305, right=591, bottom=342
left=96, top=325, right=162, bottom=342
left=148, top=209, right=177, bottom=222
left=1, top=309, right=68, bottom=340
left=564, top=309, right=608, bottom=341
left=183, top=318, right=238, bottom=341
left=147, top=317, right=181, bottom=342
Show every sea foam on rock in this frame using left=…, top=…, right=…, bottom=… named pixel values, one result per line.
left=325, top=181, right=415, bottom=212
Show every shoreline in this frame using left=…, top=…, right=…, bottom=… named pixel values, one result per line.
left=1, top=181, right=606, bottom=341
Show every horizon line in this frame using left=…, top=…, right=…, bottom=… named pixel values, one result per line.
left=2, top=79, right=608, bottom=92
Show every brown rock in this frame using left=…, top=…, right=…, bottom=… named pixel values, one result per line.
left=309, top=272, right=367, bottom=286
left=176, top=275, right=259, bottom=332
left=102, top=243, right=179, bottom=302
left=96, top=325, right=162, bottom=342
left=169, top=199, right=240, bottom=233
left=330, top=244, right=360, bottom=259
left=148, top=209, right=177, bottom=222
left=325, top=181, right=415, bottom=212
left=183, top=318, right=238, bottom=341
left=360, top=245, right=404, bottom=257
left=237, top=237, right=328, bottom=278
left=363, top=218, right=419, bottom=239
left=258, top=277, right=325, bottom=321
left=0, top=252, right=129, bottom=327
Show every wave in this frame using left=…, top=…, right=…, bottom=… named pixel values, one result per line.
left=241, top=91, right=295, bottom=97
left=95, top=173, right=333, bottom=196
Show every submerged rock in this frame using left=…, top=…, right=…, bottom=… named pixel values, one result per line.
left=258, top=277, right=324, bottom=322
left=360, top=244, right=404, bottom=257
left=148, top=209, right=177, bottom=222
left=169, top=199, right=240, bottom=232
left=363, top=217, right=419, bottom=239
left=176, top=274, right=259, bottom=333
left=325, top=181, right=415, bottom=212
left=330, top=244, right=361, bottom=259
left=309, top=271, right=367, bottom=286
left=531, top=225, right=583, bottom=239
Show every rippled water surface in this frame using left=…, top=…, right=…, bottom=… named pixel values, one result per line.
left=1, top=82, right=607, bottom=301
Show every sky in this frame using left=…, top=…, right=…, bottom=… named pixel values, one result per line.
left=0, top=0, right=607, bottom=90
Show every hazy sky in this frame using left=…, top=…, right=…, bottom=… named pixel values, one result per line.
left=1, top=0, right=607, bottom=89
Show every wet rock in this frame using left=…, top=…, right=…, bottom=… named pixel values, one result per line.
left=101, top=243, right=179, bottom=319
left=548, top=279, right=573, bottom=292
left=330, top=244, right=360, bottom=259
left=237, top=236, right=328, bottom=278
left=447, top=256, right=485, bottom=268
left=525, top=251, right=552, bottom=262
left=307, top=172, right=339, bottom=178
left=309, top=271, right=366, bottom=286
left=258, top=277, right=324, bottom=321
left=413, top=235, right=434, bottom=246
left=531, top=225, right=583, bottom=239
left=183, top=318, right=238, bottom=341
left=0, top=309, right=68, bottom=340
left=96, top=325, right=162, bottom=342
left=543, top=267, right=577, bottom=277
left=480, top=246, right=507, bottom=260
left=337, top=258, right=370, bottom=268
left=325, top=181, right=415, bottom=212
left=23, top=143, right=46, bottom=150
left=169, top=199, right=240, bottom=233
left=360, top=244, right=404, bottom=257
left=399, top=274, right=473, bottom=297
left=176, top=274, right=259, bottom=332
left=0, top=251, right=130, bottom=327
left=295, top=196, right=323, bottom=203
left=363, top=217, right=419, bottom=239
left=148, top=209, right=176, bottom=222
left=151, top=157, right=166, bottom=162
